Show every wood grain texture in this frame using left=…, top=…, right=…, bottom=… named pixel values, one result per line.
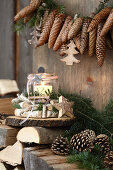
left=33, top=0, right=113, bottom=110
left=23, top=147, right=78, bottom=170
left=0, top=98, right=14, bottom=115
left=6, top=116, right=75, bottom=127
left=0, top=0, right=15, bottom=80
left=18, top=0, right=33, bottom=91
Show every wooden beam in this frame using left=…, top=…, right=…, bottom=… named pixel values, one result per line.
left=15, top=0, right=20, bottom=81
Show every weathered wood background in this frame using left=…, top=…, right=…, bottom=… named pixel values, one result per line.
left=33, top=0, right=113, bottom=110
left=0, top=0, right=32, bottom=92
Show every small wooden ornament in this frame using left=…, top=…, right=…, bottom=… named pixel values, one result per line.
left=60, top=40, right=80, bottom=65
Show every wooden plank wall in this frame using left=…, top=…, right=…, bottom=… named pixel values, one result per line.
left=33, top=0, right=113, bottom=110
left=17, top=0, right=33, bottom=91
left=0, top=0, right=15, bottom=80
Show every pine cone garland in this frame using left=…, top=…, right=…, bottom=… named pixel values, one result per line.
left=53, top=16, right=72, bottom=51
left=94, top=134, right=110, bottom=154
left=14, top=0, right=42, bottom=21
left=48, top=14, right=65, bottom=49
left=104, top=151, right=113, bottom=169
left=39, top=10, right=57, bottom=46
left=80, top=18, right=91, bottom=54
left=73, top=32, right=81, bottom=51
left=88, top=28, right=97, bottom=57
left=41, top=10, right=49, bottom=32
left=106, top=34, right=113, bottom=50
left=62, top=19, right=73, bottom=44
left=87, top=7, right=111, bottom=32
left=59, top=44, right=68, bottom=56
left=51, top=136, right=70, bottom=155
left=70, top=130, right=95, bottom=152
left=68, top=17, right=83, bottom=40
left=96, top=22, right=106, bottom=67
left=101, top=9, right=113, bottom=37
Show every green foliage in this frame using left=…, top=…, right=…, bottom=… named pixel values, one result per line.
left=95, top=0, right=110, bottom=14
left=13, top=103, right=21, bottom=109
left=52, top=106, right=58, bottom=113
left=35, top=102, right=43, bottom=111
left=67, top=146, right=105, bottom=170
left=14, top=19, right=26, bottom=33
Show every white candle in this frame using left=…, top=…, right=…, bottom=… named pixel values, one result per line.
left=34, top=82, right=52, bottom=96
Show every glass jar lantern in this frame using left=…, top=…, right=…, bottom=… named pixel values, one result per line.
left=27, top=73, right=58, bottom=97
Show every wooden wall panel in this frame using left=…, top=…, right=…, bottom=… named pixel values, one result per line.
left=0, top=0, right=15, bottom=80
left=18, top=0, right=33, bottom=91
left=33, top=0, right=113, bottom=110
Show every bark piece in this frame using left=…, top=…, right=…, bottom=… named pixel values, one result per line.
left=17, top=127, right=65, bottom=144
left=0, top=141, right=23, bottom=166
left=6, top=116, right=75, bottom=127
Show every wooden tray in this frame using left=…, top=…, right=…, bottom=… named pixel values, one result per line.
left=6, top=116, right=75, bottom=127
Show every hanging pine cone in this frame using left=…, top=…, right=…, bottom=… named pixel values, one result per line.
left=110, top=27, right=113, bottom=42
left=48, top=14, right=65, bottom=49
left=41, top=10, right=49, bottom=32
left=104, top=151, right=113, bottom=169
left=70, top=130, right=95, bottom=152
left=73, top=32, right=81, bottom=51
left=39, top=10, right=57, bottom=46
left=106, top=34, right=113, bottom=50
left=96, top=22, right=106, bottom=67
left=87, top=7, right=111, bottom=32
left=62, top=19, right=73, bottom=44
left=80, top=18, right=91, bottom=54
left=101, top=9, right=113, bottom=37
left=94, top=134, right=110, bottom=154
left=51, top=136, right=70, bottom=156
left=68, top=17, right=83, bottom=40
left=59, top=44, right=68, bottom=56
left=14, top=0, right=42, bottom=21
left=53, top=16, right=72, bottom=51
left=88, top=28, right=97, bottom=57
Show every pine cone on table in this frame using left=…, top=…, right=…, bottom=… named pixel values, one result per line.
left=80, top=18, right=91, bottom=54
left=87, top=7, right=111, bottom=32
left=48, top=13, right=65, bottom=49
left=68, top=17, right=83, bottom=40
left=51, top=135, right=70, bottom=155
left=62, top=19, right=73, bottom=44
left=100, top=9, right=113, bottom=37
left=94, top=134, right=110, bottom=154
left=53, top=16, right=72, bottom=51
left=70, top=130, right=95, bottom=152
left=73, top=32, right=81, bottom=51
left=104, top=151, right=113, bottom=169
left=39, top=10, right=57, bottom=46
left=96, top=22, right=106, bottom=67
left=88, top=28, right=97, bottom=56
left=14, top=0, right=42, bottom=21
left=41, top=10, right=49, bottom=32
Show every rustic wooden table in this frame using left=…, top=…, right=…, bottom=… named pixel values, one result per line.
left=0, top=98, right=14, bottom=115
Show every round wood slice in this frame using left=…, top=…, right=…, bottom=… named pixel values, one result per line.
left=6, top=116, right=75, bottom=127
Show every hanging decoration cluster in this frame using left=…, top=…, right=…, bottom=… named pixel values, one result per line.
left=14, top=0, right=113, bottom=67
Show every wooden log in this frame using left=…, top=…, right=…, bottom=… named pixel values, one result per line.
left=23, top=147, right=53, bottom=170
left=23, top=147, right=78, bottom=170
left=6, top=116, right=75, bottom=127
left=0, top=163, right=25, bottom=170
left=0, top=125, right=19, bottom=148
left=17, top=127, right=65, bottom=144
left=0, top=141, right=23, bottom=166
